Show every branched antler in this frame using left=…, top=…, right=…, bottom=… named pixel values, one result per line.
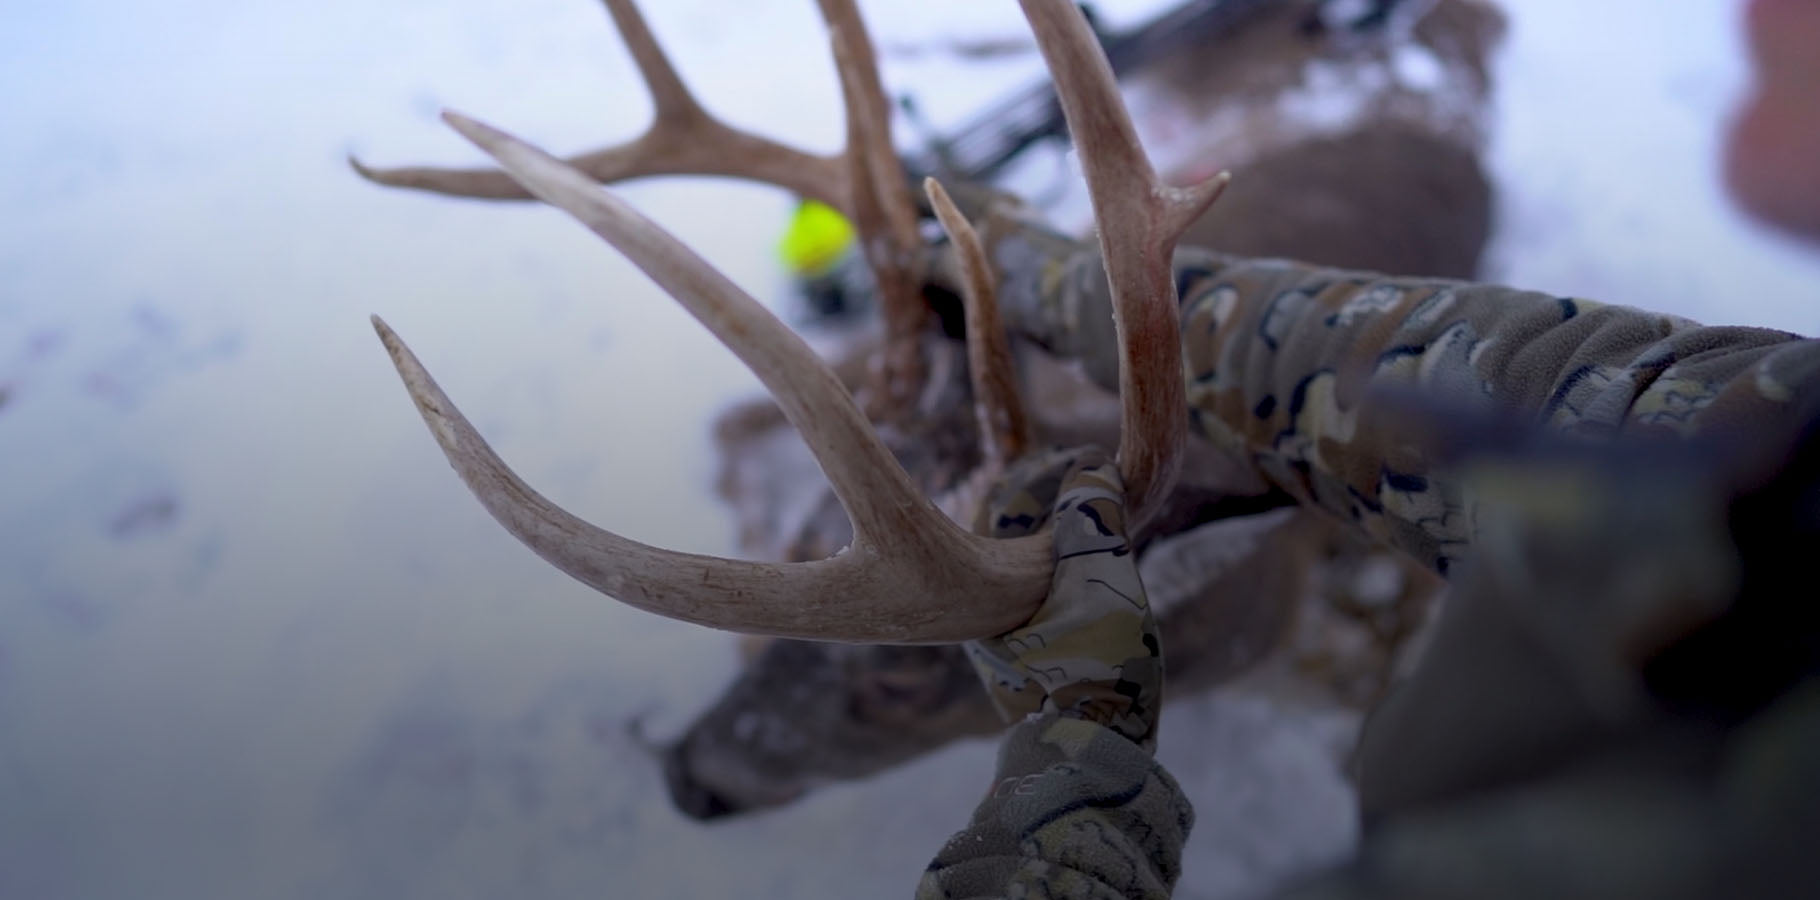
left=366, top=0, right=1221, bottom=642
left=353, top=0, right=930, bottom=413
left=349, top=0, right=846, bottom=208
left=1017, top=0, right=1229, bottom=527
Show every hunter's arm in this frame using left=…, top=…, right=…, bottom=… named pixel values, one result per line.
left=985, top=225, right=1820, bottom=575
left=922, top=452, right=1192, bottom=900
left=917, top=714, right=1192, bottom=900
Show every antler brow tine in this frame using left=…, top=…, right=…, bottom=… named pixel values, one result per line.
left=925, top=176, right=1030, bottom=470
left=350, top=0, right=851, bottom=211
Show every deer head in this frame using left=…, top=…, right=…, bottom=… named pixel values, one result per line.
left=357, top=0, right=1229, bottom=644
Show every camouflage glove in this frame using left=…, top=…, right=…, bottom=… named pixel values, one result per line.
left=965, top=448, right=1165, bottom=751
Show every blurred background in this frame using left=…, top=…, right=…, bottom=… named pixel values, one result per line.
left=2, top=0, right=1817, bottom=897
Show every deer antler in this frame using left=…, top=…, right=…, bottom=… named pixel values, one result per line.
left=925, top=176, right=1029, bottom=473
left=367, top=0, right=1217, bottom=642
left=821, top=0, right=929, bottom=412
left=353, top=0, right=930, bottom=412
left=1017, top=0, right=1229, bottom=527
left=376, top=111, right=1049, bottom=643
left=349, top=0, right=845, bottom=209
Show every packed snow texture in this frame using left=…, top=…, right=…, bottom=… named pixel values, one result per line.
left=1, top=1, right=1816, bottom=898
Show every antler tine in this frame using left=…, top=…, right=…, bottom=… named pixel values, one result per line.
left=375, top=313, right=1050, bottom=640
left=925, top=177, right=1030, bottom=470
left=819, top=0, right=930, bottom=414
left=371, top=110, right=1053, bottom=642
left=350, top=0, right=852, bottom=213
left=819, top=0, right=920, bottom=257
left=440, top=110, right=926, bottom=557
left=1016, top=0, right=1230, bottom=529
left=597, top=0, right=695, bottom=117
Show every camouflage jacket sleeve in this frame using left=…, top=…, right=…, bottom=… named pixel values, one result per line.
left=982, top=222, right=1820, bottom=575
left=917, top=713, right=1193, bottom=900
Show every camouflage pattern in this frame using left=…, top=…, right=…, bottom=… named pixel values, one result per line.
left=920, top=448, right=1189, bottom=899
left=966, top=448, right=1165, bottom=750
left=696, top=210, right=1820, bottom=897
left=926, top=409, right=1820, bottom=899
left=918, top=715, right=1192, bottom=900
left=978, top=223, right=1820, bottom=577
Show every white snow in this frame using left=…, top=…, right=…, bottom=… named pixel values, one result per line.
left=0, top=1, right=1813, bottom=898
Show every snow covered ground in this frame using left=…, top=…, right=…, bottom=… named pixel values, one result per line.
left=1, top=1, right=1815, bottom=897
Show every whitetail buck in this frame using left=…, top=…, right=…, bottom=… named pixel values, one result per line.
left=356, top=4, right=1820, bottom=884
left=352, top=0, right=1434, bottom=818
left=347, top=0, right=1496, bottom=818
